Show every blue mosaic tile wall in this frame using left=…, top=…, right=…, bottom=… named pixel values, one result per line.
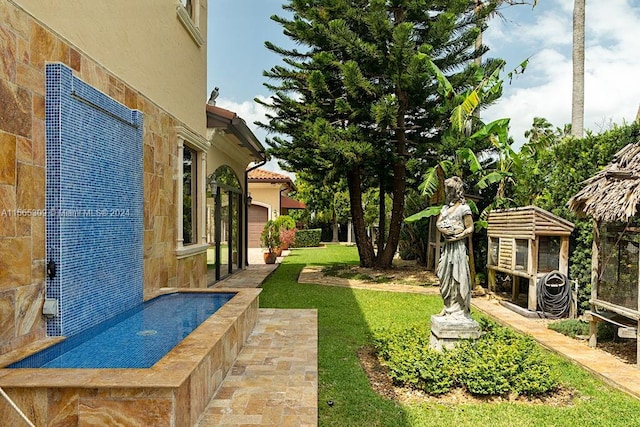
left=45, top=63, right=144, bottom=337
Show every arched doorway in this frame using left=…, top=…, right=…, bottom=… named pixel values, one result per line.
left=207, top=165, right=244, bottom=281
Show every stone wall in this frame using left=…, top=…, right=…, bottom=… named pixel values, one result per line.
left=0, top=1, right=205, bottom=355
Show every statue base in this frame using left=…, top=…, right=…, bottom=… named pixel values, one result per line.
left=430, top=315, right=481, bottom=351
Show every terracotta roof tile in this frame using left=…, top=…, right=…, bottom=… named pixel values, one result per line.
left=205, top=104, right=237, bottom=120
left=248, top=168, right=292, bottom=182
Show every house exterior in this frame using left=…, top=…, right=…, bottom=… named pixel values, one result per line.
left=247, top=168, right=305, bottom=247
left=0, top=0, right=262, bottom=356
left=206, top=104, right=266, bottom=278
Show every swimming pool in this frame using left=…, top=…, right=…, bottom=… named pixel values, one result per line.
left=8, top=292, right=235, bottom=369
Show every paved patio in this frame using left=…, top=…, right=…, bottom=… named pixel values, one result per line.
left=198, top=249, right=318, bottom=426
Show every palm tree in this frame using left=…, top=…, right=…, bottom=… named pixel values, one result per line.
left=571, top=0, right=586, bottom=137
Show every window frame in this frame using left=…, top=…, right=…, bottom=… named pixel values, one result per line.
left=177, top=0, right=204, bottom=46
left=176, top=126, right=209, bottom=258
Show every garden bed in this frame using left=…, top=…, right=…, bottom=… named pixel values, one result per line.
left=357, top=345, right=578, bottom=407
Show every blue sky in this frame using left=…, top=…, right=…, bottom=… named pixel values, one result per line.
left=208, top=0, right=640, bottom=172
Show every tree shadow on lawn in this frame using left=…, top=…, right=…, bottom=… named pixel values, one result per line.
left=259, top=248, right=415, bottom=426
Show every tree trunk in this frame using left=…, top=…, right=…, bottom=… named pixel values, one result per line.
left=347, top=169, right=375, bottom=267
left=377, top=90, right=407, bottom=268
left=331, top=208, right=339, bottom=242
left=377, top=176, right=385, bottom=253
left=571, top=0, right=585, bottom=137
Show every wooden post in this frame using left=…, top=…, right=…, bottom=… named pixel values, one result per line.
left=589, top=222, right=600, bottom=349
left=512, top=275, right=520, bottom=303
left=559, top=236, right=570, bottom=276
left=527, top=238, right=539, bottom=311
left=637, top=223, right=640, bottom=367
left=488, top=268, right=496, bottom=293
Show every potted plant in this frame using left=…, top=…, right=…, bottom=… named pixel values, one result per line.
left=279, top=227, right=297, bottom=251
left=274, top=215, right=296, bottom=250
left=260, top=220, right=280, bottom=264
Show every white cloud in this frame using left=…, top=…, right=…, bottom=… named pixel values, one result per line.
left=215, top=95, right=271, bottom=141
left=483, top=0, right=640, bottom=150
left=215, top=96, right=295, bottom=178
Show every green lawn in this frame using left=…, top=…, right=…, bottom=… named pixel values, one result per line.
left=259, top=244, right=640, bottom=427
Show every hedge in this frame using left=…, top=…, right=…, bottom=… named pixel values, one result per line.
left=293, top=229, right=322, bottom=247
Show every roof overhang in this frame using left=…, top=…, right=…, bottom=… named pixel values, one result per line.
left=206, top=104, right=266, bottom=163
left=281, top=194, right=306, bottom=210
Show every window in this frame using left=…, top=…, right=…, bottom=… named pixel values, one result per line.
left=538, top=236, right=561, bottom=273
left=181, top=0, right=193, bottom=17
left=488, top=238, right=499, bottom=266
left=176, top=126, right=209, bottom=258
left=182, top=146, right=197, bottom=245
left=515, top=239, right=528, bottom=271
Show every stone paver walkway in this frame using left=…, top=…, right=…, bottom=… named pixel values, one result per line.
left=472, top=296, right=640, bottom=400
left=197, top=309, right=317, bottom=427
left=207, top=249, right=285, bottom=288
left=198, top=250, right=318, bottom=426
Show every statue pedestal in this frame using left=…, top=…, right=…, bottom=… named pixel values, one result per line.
left=430, top=315, right=481, bottom=351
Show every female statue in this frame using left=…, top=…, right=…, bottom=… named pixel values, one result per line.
left=435, top=176, right=474, bottom=318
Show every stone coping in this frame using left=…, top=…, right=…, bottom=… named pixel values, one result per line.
left=0, top=288, right=261, bottom=388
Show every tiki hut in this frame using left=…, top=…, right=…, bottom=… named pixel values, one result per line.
left=568, top=142, right=640, bottom=365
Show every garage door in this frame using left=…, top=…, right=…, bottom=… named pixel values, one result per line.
left=248, top=205, right=268, bottom=247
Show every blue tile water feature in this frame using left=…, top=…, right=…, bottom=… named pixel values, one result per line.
left=45, top=63, right=143, bottom=337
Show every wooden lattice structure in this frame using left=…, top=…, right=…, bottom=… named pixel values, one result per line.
left=487, top=206, right=574, bottom=311
left=569, top=142, right=640, bottom=366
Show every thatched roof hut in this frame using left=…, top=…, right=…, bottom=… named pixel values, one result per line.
left=568, top=142, right=640, bottom=221
left=569, top=142, right=640, bottom=366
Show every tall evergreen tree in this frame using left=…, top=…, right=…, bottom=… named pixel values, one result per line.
left=258, top=0, right=499, bottom=267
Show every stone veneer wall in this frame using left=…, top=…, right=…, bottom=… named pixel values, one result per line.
left=0, top=1, right=206, bottom=355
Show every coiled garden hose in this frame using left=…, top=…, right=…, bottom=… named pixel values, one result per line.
left=537, top=271, right=571, bottom=319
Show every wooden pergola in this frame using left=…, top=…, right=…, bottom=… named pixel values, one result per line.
left=487, top=206, right=574, bottom=311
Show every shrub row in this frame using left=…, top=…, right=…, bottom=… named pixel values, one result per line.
left=372, top=318, right=559, bottom=397
left=292, top=228, right=322, bottom=247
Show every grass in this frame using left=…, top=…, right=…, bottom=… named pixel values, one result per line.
left=259, top=245, right=640, bottom=427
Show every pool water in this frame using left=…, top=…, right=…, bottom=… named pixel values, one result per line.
left=8, top=292, right=235, bottom=368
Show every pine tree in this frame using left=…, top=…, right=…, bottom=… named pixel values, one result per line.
left=258, top=0, right=499, bottom=268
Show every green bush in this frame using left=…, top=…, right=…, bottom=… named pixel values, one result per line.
left=548, top=318, right=616, bottom=341
left=373, top=319, right=559, bottom=397
left=274, top=214, right=296, bottom=231
left=452, top=325, right=558, bottom=396
left=293, top=229, right=322, bottom=247
left=372, top=327, right=453, bottom=395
